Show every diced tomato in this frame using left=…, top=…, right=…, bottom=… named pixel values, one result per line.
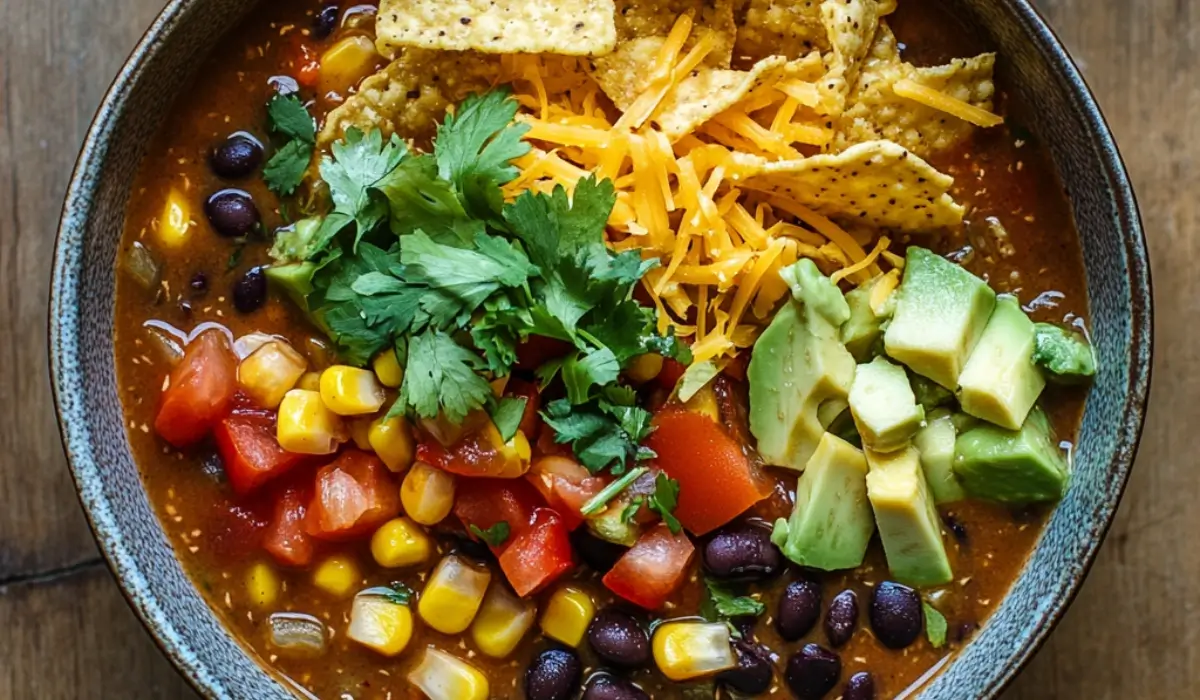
left=416, top=421, right=528, bottom=478
left=602, top=523, right=695, bottom=609
left=263, top=482, right=316, bottom=567
left=305, top=451, right=400, bottom=540
left=515, top=335, right=574, bottom=372
left=527, top=456, right=606, bottom=530
left=535, top=425, right=575, bottom=459
left=154, top=330, right=238, bottom=448
left=506, top=378, right=543, bottom=440
left=498, top=508, right=575, bottom=597
left=214, top=413, right=309, bottom=496
left=206, top=496, right=271, bottom=560
left=724, top=353, right=750, bottom=381
left=655, top=357, right=688, bottom=391
left=454, top=478, right=545, bottom=549
left=292, top=40, right=320, bottom=89
left=645, top=407, right=772, bottom=535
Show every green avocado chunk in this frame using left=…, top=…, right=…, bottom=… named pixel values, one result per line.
left=910, top=373, right=954, bottom=412
left=771, top=433, right=875, bottom=571
left=913, top=410, right=967, bottom=504
left=849, top=357, right=925, bottom=453
left=841, top=274, right=896, bottom=362
left=1032, top=322, right=1097, bottom=383
left=957, top=295, right=1045, bottom=430
left=953, top=408, right=1070, bottom=504
left=748, top=259, right=857, bottom=470
left=884, top=247, right=996, bottom=390
left=264, top=262, right=317, bottom=312
left=866, top=446, right=954, bottom=587
left=586, top=505, right=641, bottom=547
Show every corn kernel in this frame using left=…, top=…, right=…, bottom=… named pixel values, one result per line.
left=539, top=587, right=595, bottom=647
left=313, top=555, right=359, bottom=598
left=237, top=341, right=307, bottom=409
left=347, top=594, right=414, bottom=657
left=489, top=375, right=510, bottom=397
left=320, top=366, right=386, bottom=415
left=480, top=422, right=532, bottom=478
left=418, top=555, right=491, bottom=634
left=471, top=585, right=536, bottom=659
left=370, top=517, right=433, bottom=569
left=277, top=389, right=346, bottom=455
left=158, top=187, right=192, bottom=248
left=408, top=647, right=489, bottom=700
left=401, top=462, right=456, bottom=526
left=319, top=35, right=380, bottom=96
left=373, top=349, right=404, bottom=388
left=626, top=353, right=664, bottom=384
left=245, top=562, right=279, bottom=608
left=369, top=415, right=415, bottom=472
left=348, top=417, right=373, bottom=451
left=652, top=621, right=737, bottom=681
left=296, top=371, right=321, bottom=392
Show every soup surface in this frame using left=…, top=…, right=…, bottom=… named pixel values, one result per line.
left=114, top=0, right=1093, bottom=698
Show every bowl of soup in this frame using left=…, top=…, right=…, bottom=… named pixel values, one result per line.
left=49, top=0, right=1151, bottom=698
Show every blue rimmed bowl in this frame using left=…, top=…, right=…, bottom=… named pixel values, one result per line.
left=48, top=0, right=1152, bottom=697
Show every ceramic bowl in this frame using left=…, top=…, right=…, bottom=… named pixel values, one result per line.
left=49, top=0, right=1152, bottom=697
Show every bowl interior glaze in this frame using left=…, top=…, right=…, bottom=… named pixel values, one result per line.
left=49, top=1, right=1151, bottom=698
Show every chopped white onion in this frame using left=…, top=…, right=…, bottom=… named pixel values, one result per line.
left=268, top=613, right=327, bottom=655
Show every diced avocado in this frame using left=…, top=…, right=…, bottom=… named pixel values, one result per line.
left=910, top=372, right=954, bottom=412
left=825, top=407, right=863, bottom=448
left=953, top=408, right=1069, bottom=504
left=1033, top=322, right=1097, bottom=384
left=848, top=357, right=925, bottom=453
left=749, top=260, right=857, bottom=470
left=265, top=262, right=317, bottom=312
left=865, top=446, right=954, bottom=587
left=269, top=216, right=323, bottom=263
left=817, top=398, right=849, bottom=429
left=884, top=247, right=996, bottom=389
left=842, top=272, right=896, bottom=361
left=913, top=410, right=966, bottom=504
left=587, top=506, right=641, bottom=547
left=771, top=433, right=875, bottom=571
left=957, top=295, right=1044, bottom=430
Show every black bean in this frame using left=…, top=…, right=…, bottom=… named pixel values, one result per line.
left=842, top=671, right=876, bottom=700
left=824, top=589, right=859, bottom=648
left=869, top=582, right=923, bottom=649
left=582, top=674, right=649, bottom=700
left=943, top=513, right=969, bottom=546
left=716, top=640, right=774, bottom=695
left=785, top=644, right=841, bottom=700
left=571, top=529, right=627, bottom=574
left=525, top=648, right=582, bottom=700
left=205, top=189, right=259, bottom=238
left=312, top=4, right=339, bottom=39
left=189, top=272, right=208, bottom=292
left=209, top=133, right=263, bottom=179
left=587, top=609, right=649, bottom=668
left=232, top=267, right=267, bottom=313
left=777, top=579, right=821, bottom=641
left=703, top=524, right=783, bottom=580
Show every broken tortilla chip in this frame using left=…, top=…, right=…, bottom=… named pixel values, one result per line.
left=654, top=56, right=787, bottom=139
left=375, top=0, right=617, bottom=57
left=733, top=0, right=829, bottom=64
left=815, top=0, right=883, bottom=116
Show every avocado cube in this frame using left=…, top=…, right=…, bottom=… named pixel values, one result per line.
left=771, top=433, right=875, bottom=571
left=884, top=247, right=996, bottom=390
left=848, top=357, right=925, bottom=453
left=957, top=296, right=1045, bottom=430
left=841, top=273, right=895, bottom=362
left=866, top=446, right=953, bottom=587
left=953, top=409, right=1069, bottom=504
left=1032, top=322, right=1097, bottom=384
left=586, top=506, right=641, bottom=547
left=264, top=262, right=317, bottom=312
left=913, top=411, right=966, bottom=504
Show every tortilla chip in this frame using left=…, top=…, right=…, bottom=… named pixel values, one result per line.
left=733, top=0, right=829, bottom=64
left=730, top=140, right=965, bottom=230
left=815, top=0, right=883, bottom=116
left=319, top=49, right=498, bottom=148
left=833, top=25, right=996, bottom=156
left=375, top=0, right=617, bottom=57
left=654, top=56, right=787, bottom=138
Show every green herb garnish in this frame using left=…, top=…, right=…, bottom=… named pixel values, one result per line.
left=469, top=522, right=511, bottom=548
left=700, top=578, right=765, bottom=620
left=361, top=581, right=414, bottom=606
left=488, top=396, right=528, bottom=443
left=923, top=602, right=948, bottom=648
left=263, top=94, right=316, bottom=196
left=580, top=466, right=649, bottom=516
left=647, top=472, right=682, bottom=534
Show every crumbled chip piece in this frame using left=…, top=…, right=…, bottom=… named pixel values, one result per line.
left=730, top=140, right=965, bottom=230
left=817, top=0, right=883, bottom=116
left=654, top=56, right=787, bottom=138
left=733, top=0, right=829, bottom=64
left=590, top=36, right=669, bottom=110
left=375, top=0, right=618, bottom=57
left=834, top=25, right=996, bottom=156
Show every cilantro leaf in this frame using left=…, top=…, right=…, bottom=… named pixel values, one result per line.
left=362, top=582, right=414, bottom=606
left=264, top=139, right=312, bottom=196
left=648, top=473, right=682, bottom=534
left=923, top=603, right=948, bottom=648
left=621, top=497, right=644, bottom=524
left=400, top=231, right=538, bottom=325
left=267, top=94, right=316, bottom=143
left=541, top=397, right=653, bottom=474
left=580, top=466, right=649, bottom=516
left=469, top=522, right=511, bottom=548
left=435, top=88, right=531, bottom=221
left=399, top=329, right=493, bottom=423
left=471, top=297, right=529, bottom=374
left=561, top=348, right=620, bottom=404
left=489, top=396, right=528, bottom=443
left=376, top=153, right=485, bottom=245
left=318, top=127, right=408, bottom=250
left=701, top=578, right=765, bottom=621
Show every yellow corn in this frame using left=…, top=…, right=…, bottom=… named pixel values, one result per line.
left=158, top=187, right=192, bottom=248
left=347, top=594, right=414, bottom=657
left=245, top=562, right=279, bottom=608
left=626, top=353, right=665, bottom=384
left=370, top=517, right=433, bottom=569
left=319, top=35, right=380, bottom=96
left=369, top=415, right=415, bottom=472
left=277, top=389, right=346, bottom=455
left=312, top=555, right=359, bottom=598
left=539, top=587, right=595, bottom=647
left=481, top=421, right=532, bottom=478
left=348, top=417, right=373, bottom=451
left=320, top=365, right=386, bottom=416
left=296, top=371, right=321, bottom=392
left=373, top=349, right=404, bottom=388
left=401, top=462, right=456, bottom=526
left=471, top=584, right=536, bottom=659
left=652, top=621, right=738, bottom=681
left=408, top=648, right=489, bottom=700
left=418, top=555, right=492, bottom=634
left=237, top=341, right=307, bottom=409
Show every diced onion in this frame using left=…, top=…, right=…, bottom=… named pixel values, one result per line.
left=268, top=613, right=327, bottom=656
left=122, top=242, right=162, bottom=293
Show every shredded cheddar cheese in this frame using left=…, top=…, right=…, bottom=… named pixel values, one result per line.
left=892, top=78, right=1005, bottom=128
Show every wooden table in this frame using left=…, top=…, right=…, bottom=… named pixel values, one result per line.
left=0, top=0, right=1185, bottom=697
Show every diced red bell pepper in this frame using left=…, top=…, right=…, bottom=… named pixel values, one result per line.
left=214, top=413, right=309, bottom=496
left=498, top=508, right=575, bottom=597
left=155, top=330, right=238, bottom=448
left=305, top=450, right=400, bottom=540
left=655, top=357, right=688, bottom=391
left=644, top=407, right=772, bottom=535
left=454, top=478, right=545, bottom=549
left=263, top=482, right=316, bottom=567
left=602, top=523, right=696, bottom=610
left=527, top=456, right=606, bottom=530
left=506, top=378, right=544, bottom=440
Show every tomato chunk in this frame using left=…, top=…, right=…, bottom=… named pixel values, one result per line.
left=602, top=523, right=695, bottom=609
left=417, top=421, right=529, bottom=478
left=155, top=330, right=238, bottom=448
left=655, top=357, right=688, bottom=391
left=454, top=478, right=544, bottom=549
left=214, top=414, right=308, bottom=496
left=498, top=508, right=575, bottom=597
left=527, top=456, right=606, bottom=531
left=644, top=407, right=772, bottom=535
left=263, top=482, right=316, bottom=567
left=305, top=451, right=400, bottom=540
left=515, top=335, right=574, bottom=372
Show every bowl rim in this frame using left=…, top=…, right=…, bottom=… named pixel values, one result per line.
left=47, top=0, right=1153, bottom=698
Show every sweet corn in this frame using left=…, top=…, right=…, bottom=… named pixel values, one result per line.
left=320, top=365, right=386, bottom=415
left=489, top=375, right=510, bottom=396
left=651, top=621, right=738, bottom=681
left=372, top=349, right=404, bottom=388
left=626, top=353, right=665, bottom=384
left=471, top=584, right=536, bottom=659
left=313, top=555, right=359, bottom=598
left=237, top=340, right=307, bottom=409
left=369, top=415, right=415, bottom=472
left=539, top=587, right=595, bottom=647
left=158, top=187, right=192, bottom=248
left=370, top=517, right=433, bottom=569
left=347, top=594, right=414, bottom=657
left=407, top=647, right=489, bottom=700
left=480, top=421, right=532, bottom=478
left=401, top=462, right=456, bottom=526
left=418, top=555, right=491, bottom=634
left=245, top=562, right=279, bottom=608
left=296, top=371, right=321, bottom=392
left=319, top=35, right=380, bottom=96
left=348, top=417, right=373, bottom=451
left=277, top=389, right=346, bottom=455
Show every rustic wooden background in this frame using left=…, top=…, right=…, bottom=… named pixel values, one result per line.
left=0, top=0, right=1186, bottom=697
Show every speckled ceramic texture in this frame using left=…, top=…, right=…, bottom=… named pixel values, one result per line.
left=49, top=0, right=1151, bottom=698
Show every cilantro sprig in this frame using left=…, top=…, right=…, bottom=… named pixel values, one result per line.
left=469, top=522, right=511, bottom=548
left=263, top=94, right=316, bottom=196
left=700, top=578, right=766, bottom=620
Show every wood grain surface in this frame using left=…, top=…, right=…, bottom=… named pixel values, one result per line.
left=0, top=0, right=1186, bottom=697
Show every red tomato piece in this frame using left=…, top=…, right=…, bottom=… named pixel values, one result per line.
left=527, top=456, right=606, bottom=531
left=602, top=523, right=695, bottom=609
left=499, top=508, right=575, bottom=597
left=154, top=330, right=238, bottom=448
left=506, top=378, right=543, bottom=440
left=263, top=483, right=316, bottom=567
left=454, top=478, right=545, bottom=550
left=655, top=357, right=688, bottom=391
left=294, top=40, right=320, bottom=89
left=305, top=451, right=400, bottom=541
left=644, top=407, right=772, bottom=535
left=214, top=414, right=308, bottom=496
left=515, top=335, right=574, bottom=371
left=206, top=497, right=271, bottom=560
left=416, top=423, right=525, bottom=479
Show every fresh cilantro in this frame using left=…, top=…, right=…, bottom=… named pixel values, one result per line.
left=677, top=360, right=719, bottom=401
left=647, top=473, right=682, bottom=534
left=561, top=348, right=620, bottom=404
left=434, top=88, right=531, bottom=221
left=580, top=466, right=649, bottom=516
left=316, top=127, right=408, bottom=251
left=923, top=602, right=948, bottom=649
left=542, top=395, right=656, bottom=474
left=621, top=497, right=644, bottom=524
left=362, top=582, right=414, bottom=606
left=469, top=522, right=511, bottom=548
left=398, top=329, right=493, bottom=424
left=264, top=139, right=313, bottom=196
left=226, top=244, right=245, bottom=271
left=489, top=396, right=528, bottom=443
left=267, top=94, right=316, bottom=143
left=700, top=578, right=765, bottom=621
